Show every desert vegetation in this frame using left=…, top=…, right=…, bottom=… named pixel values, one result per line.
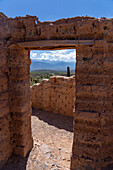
left=30, top=69, right=75, bottom=86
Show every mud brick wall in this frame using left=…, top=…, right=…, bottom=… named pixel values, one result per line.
left=0, top=12, right=113, bottom=169
left=0, top=44, right=12, bottom=168
left=71, top=42, right=113, bottom=170
left=31, top=76, right=75, bottom=117
left=7, top=46, right=33, bottom=157
left=0, top=13, right=12, bottom=167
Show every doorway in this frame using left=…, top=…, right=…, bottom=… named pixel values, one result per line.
left=30, top=49, right=76, bottom=169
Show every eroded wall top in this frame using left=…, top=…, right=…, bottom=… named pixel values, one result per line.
left=0, top=12, right=113, bottom=46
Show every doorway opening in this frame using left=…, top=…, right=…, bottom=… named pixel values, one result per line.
left=29, top=49, right=76, bottom=169
left=30, top=49, right=76, bottom=86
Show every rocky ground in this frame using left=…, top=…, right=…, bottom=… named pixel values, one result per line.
left=1, top=108, right=74, bottom=170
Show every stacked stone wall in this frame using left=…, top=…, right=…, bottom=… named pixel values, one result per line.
left=31, top=76, right=75, bottom=117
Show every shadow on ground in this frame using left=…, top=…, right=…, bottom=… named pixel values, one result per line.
left=1, top=108, right=73, bottom=170
left=32, top=108, right=74, bottom=132
left=1, top=152, right=30, bottom=170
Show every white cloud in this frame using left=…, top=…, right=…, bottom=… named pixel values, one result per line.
left=30, top=52, right=37, bottom=58
left=30, top=49, right=76, bottom=62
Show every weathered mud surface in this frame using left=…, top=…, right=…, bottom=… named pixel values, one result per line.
left=1, top=108, right=73, bottom=170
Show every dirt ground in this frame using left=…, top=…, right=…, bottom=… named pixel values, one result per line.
left=1, top=108, right=74, bottom=170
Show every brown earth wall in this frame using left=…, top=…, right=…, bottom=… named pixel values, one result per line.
left=31, top=76, right=75, bottom=117
left=7, top=46, right=33, bottom=158
left=0, top=12, right=113, bottom=169
left=71, top=42, right=113, bottom=170
left=0, top=42, right=12, bottom=168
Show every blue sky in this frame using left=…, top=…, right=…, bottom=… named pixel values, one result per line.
left=0, top=0, right=113, bottom=21
left=31, top=50, right=76, bottom=62
left=1, top=0, right=112, bottom=62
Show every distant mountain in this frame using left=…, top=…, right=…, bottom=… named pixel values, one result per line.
left=30, top=60, right=75, bottom=71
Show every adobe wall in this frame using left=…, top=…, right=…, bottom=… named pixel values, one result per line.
left=31, top=76, right=75, bottom=117
left=7, top=46, right=33, bottom=157
left=0, top=12, right=113, bottom=169
left=71, top=42, right=113, bottom=170
left=0, top=38, right=12, bottom=168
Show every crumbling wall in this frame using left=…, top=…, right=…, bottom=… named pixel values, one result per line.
left=0, top=14, right=12, bottom=168
left=0, top=45, right=12, bottom=167
left=31, top=76, right=75, bottom=117
left=71, top=42, right=113, bottom=170
left=0, top=12, right=113, bottom=169
left=3, top=13, right=113, bottom=46
left=8, top=46, right=33, bottom=157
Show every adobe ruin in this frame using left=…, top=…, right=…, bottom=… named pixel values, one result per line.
left=0, top=12, right=113, bottom=169
left=31, top=76, right=75, bottom=117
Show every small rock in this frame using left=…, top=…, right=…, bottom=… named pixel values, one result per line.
left=56, top=164, right=62, bottom=168
left=45, top=152, right=51, bottom=158
left=57, top=156, right=60, bottom=160
left=51, top=163, right=55, bottom=167
left=40, top=144, right=50, bottom=154
left=44, top=162, right=48, bottom=168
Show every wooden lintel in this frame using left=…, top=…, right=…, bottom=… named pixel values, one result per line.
left=10, top=40, right=94, bottom=50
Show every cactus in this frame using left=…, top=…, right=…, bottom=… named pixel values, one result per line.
left=34, top=79, right=38, bottom=83
left=67, top=66, right=70, bottom=77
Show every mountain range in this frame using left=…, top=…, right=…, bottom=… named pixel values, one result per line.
left=30, top=60, right=75, bottom=71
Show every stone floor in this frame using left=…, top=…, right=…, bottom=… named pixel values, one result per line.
left=1, top=108, right=74, bottom=170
